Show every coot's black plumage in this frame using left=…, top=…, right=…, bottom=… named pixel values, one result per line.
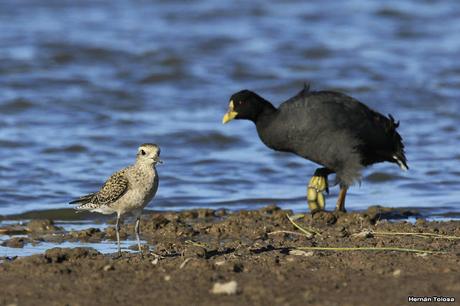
left=222, top=85, right=408, bottom=213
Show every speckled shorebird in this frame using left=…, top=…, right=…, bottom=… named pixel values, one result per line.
left=70, top=144, right=161, bottom=256
left=222, top=85, right=407, bottom=213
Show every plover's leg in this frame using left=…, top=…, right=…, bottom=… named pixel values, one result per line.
left=115, top=214, right=121, bottom=257
left=135, top=217, right=142, bottom=253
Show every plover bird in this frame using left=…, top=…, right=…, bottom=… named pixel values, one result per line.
left=70, top=143, right=162, bottom=256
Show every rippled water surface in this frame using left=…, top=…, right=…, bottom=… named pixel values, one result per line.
left=1, top=0, right=460, bottom=218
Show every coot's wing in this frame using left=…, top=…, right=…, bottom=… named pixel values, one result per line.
left=278, top=90, right=406, bottom=167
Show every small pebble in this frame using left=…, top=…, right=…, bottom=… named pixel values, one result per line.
left=233, top=262, right=244, bottom=273
left=211, top=280, right=238, bottom=295
left=103, top=265, right=113, bottom=271
left=183, top=245, right=207, bottom=258
left=289, top=250, right=314, bottom=257
left=352, top=230, right=374, bottom=239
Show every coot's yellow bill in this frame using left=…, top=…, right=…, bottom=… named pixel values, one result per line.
left=222, top=100, right=238, bottom=124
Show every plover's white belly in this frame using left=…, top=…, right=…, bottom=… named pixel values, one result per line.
left=88, top=186, right=151, bottom=215
left=113, top=169, right=158, bottom=215
left=91, top=205, right=117, bottom=215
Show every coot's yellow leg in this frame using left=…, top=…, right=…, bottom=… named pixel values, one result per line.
left=307, top=168, right=332, bottom=213
left=335, top=186, right=348, bottom=212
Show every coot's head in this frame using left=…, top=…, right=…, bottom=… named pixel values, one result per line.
left=222, top=90, right=271, bottom=124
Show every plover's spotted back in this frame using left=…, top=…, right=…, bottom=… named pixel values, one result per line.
left=70, top=143, right=162, bottom=256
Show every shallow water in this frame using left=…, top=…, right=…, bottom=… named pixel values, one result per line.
left=0, top=237, right=145, bottom=257
left=0, top=220, right=147, bottom=257
left=1, top=0, right=460, bottom=219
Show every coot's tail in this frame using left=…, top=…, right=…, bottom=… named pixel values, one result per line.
left=388, top=114, right=408, bottom=171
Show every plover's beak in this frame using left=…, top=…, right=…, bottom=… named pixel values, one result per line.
left=222, top=100, right=238, bottom=124
left=154, top=158, right=163, bottom=165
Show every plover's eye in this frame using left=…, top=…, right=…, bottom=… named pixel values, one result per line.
left=140, top=149, right=146, bottom=155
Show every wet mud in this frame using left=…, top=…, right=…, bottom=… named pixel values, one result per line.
left=0, top=205, right=459, bottom=306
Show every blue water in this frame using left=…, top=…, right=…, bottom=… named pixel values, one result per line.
left=0, top=0, right=460, bottom=218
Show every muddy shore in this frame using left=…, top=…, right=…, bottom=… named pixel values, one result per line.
left=1, top=205, right=459, bottom=306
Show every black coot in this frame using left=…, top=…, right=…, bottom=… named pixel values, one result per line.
left=222, top=85, right=408, bottom=213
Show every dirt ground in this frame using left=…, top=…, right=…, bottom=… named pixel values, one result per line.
left=1, top=205, right=459, bottom=306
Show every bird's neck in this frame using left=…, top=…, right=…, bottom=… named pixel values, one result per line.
left=254, top=102, right=285, bottom=151
left=135, top=160, right=155, bottom=172
left=253, top=100, right=277, bottom=125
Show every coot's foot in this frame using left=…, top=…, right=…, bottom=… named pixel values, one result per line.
left=307, top=175, right=328, bottom=212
